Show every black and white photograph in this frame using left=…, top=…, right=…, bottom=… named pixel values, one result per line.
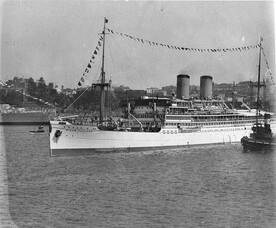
left=0, top=0, right=275, bottom=227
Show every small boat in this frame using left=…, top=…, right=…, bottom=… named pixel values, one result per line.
left=241, top=38, right=275, bottom=152
left=29, top=126, right=45, bottom=134
left=241, top=114, right=276, bottom=151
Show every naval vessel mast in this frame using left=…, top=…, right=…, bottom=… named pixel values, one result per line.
left=92, top=17, right=110, bottom=124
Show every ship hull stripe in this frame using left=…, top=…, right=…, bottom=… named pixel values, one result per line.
left=50, top=142, right=225, bottom=157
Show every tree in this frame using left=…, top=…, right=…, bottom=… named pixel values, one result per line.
left=5, top=90, right=23, bottom=106
left=37, top=77, right=46, bottom=94
left=27, top=77, right=36, bottom=96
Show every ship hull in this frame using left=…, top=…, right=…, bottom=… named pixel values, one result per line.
left=241, top=136, right=276, bottom=152
left=50, top=143, right=228, bottom=156
left=50, top=122, right=253, bottom=156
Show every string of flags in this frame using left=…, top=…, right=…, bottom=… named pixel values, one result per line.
left=106, top=28, right=261, bottom=53
left=106, top=27, right=275, bottom=86
left=77, top=23, right=274, bottom=88
left=77, top=35, right=103, bottom=87
left=261, top=47, right=275, bottom=87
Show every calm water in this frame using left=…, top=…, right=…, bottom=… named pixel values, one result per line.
left=0, top=125, right=275, bottom=228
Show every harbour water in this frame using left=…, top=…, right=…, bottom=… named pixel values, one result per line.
left=0, top=125, right=275, bottom=227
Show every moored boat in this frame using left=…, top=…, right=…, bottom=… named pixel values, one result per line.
left=240, top=37, right=275, bottom=152
left=29, top=126, right=45, bottom=134
left=241, top=120, right=276, bottom=151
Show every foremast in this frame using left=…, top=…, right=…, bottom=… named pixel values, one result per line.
left=92, top=17, right=110, bottom=123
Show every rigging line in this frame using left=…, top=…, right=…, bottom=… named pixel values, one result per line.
left=106, top=39, right=117, bottom=82
left=93, top=50, right=103, bottom=84
left=64, top=87, right=90, bottom=112
left=63, top=62, right=101, bottom=111
left=57, top=93, right=70, bottom=108
left=86, top=50, right=102, bottom=84
left=107, top=28, right=260, bottom=53
left=261, top=48, right=272, bottom=72
left=95, top=60, right=101, bottom=83
left=108, top=33, right=186, bottom=80
left=110, top=35, right=143, bottom=81
left=90, top=56, right=102, bottom=85
left=104, top=34, right=139, bottom=78
left=261, top=48, right=275, bottom=87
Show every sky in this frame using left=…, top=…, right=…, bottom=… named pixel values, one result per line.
left=1, top=0, right=275, bottom=90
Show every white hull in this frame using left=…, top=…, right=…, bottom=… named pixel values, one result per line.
left=49, top=121, right=267, bottom=156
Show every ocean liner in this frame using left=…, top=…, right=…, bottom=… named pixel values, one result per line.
left=0, top=85, right=55, bottom=125
left=0, top=106, right=52, bottom=125
left=49, top=18, right=275, bottom=156
left=0, top=104, right=54, bottom=125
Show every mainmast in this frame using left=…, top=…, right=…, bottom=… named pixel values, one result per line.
left=256, top=36, right=262, bottom=128
left=93, top=17, right=110, bottom=123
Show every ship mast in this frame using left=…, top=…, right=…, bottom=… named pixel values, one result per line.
left=93, top=17, right=110, bottom=123
left=255, top=36, right=262, bottom=128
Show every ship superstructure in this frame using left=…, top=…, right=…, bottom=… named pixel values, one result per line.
left=123, top=74, right=274, bottom=133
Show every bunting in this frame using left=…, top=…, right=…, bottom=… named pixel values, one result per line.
left=106, top=28, right=261, bottom=53
left=77, top=35, right=103, bottom=87
left=261, top=47, right=275, bottom=87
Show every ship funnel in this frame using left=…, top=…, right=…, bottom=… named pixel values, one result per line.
left=176, top=74, right=190, bottom=99
left=200, top=75, right=213, bottom=99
